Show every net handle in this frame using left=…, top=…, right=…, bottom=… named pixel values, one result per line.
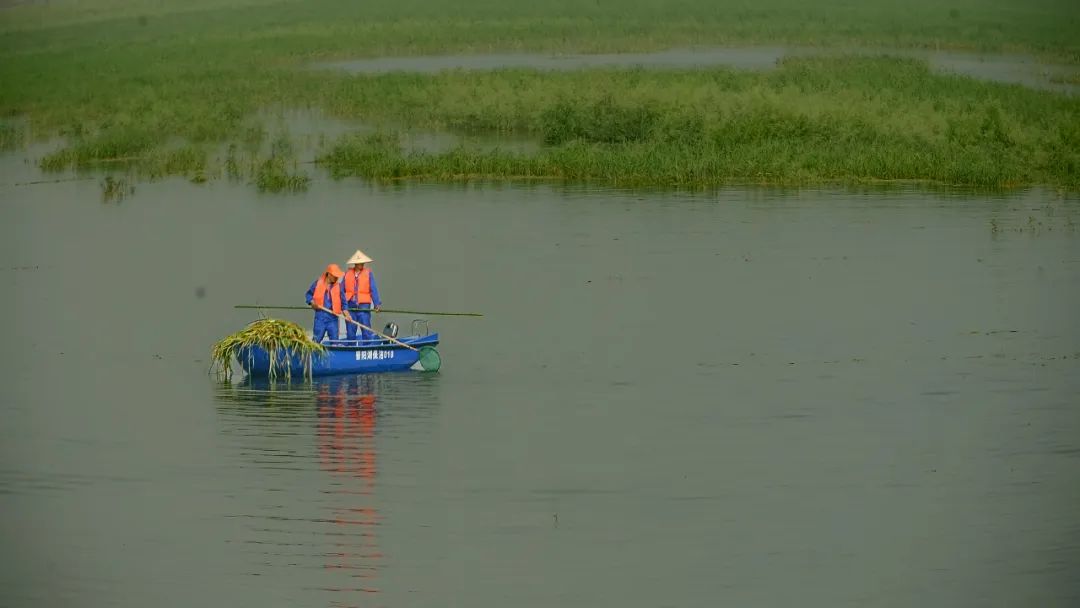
left=319, top=306, right=418, bottom=351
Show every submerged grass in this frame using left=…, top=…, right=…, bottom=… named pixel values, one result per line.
left=254, top=157, right=311, bottom=193
left=40, top=137, right=209, bottom=176
left=2, top=0, right=1079, bottom=191
left=0, top=122, right=23, bottom=150
left=100, top=175, right=133, bottom=202
left=1049, top=73, right=1080, bottom=85
left=210, top=318, right=326, bottom=381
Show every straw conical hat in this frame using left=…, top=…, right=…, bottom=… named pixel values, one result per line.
left=347, top=249, right=373, bottom=265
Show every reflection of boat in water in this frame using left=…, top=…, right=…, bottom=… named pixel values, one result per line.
left=213, top=373, right=440, bottom=600
left=215, top=375, right=388, bottom=596
left=315, top=375, right=384, bottom=595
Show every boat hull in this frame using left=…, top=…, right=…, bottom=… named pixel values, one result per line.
left=237, top=334, right=439, bottom=377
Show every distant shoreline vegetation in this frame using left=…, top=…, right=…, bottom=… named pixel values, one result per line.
left=315, top=57, right=1079, bottom=190
left=1, top=0, right=1078, bottom=192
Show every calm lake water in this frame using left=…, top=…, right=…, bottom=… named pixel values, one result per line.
left=316, top=47, right=1080, bottom=95
left=1, top=153, right=1079, bottom=607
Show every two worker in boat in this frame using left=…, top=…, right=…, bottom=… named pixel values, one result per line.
left=305, top=249, right=382, bottom=342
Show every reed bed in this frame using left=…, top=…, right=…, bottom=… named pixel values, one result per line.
left=210, top=318, right=326, bottom=380
left=4, top=0, right=1077, bottom=61
left=254, top=157, right=312, bottom=193
left=2, top=0, right=1077, bottom=191
left=318, top=57, right=1080, bottom=190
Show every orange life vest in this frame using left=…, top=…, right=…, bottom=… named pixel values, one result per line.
left=345, top=268, right=373, bottom=305
left=313, top=275, right=343, bottom=314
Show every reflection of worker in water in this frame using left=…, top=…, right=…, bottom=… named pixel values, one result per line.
left=316, top=375, right=381, bottom=595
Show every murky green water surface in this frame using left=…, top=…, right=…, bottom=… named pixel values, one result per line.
left=1, top=156, right=1078, bottom=606
left=316, top=47, right=1080, bottom=94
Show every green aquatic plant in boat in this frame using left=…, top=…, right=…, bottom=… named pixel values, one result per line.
left=210, top=318, right=326, bottom=380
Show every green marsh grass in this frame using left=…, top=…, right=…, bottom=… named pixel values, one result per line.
left=4, top=0, right=1078, bottom=60
left=319, top=57, right=1080, bottom=189
left=3, top=0, right=1079, bottom=191
left=254, top=157, right=311, bottom=193
left=41, top=137, right=210, bottom=178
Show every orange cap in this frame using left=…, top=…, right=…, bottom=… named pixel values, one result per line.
left=325, top=263, right=345, bottom=278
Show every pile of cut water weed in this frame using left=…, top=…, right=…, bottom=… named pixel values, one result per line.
left=210, top=318, right=326, bottom=380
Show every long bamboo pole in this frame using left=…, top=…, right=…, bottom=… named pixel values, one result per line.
left=234, top=305, right=482, bottom=317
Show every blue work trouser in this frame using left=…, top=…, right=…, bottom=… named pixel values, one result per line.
left=312, top=312, right=339, bottom=342
left=346, top=304, right=373, bottom=341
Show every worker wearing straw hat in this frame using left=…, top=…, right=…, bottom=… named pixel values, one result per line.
left=343, top=249, right=382, bottom=342
left=305, top=263, right=347, bottom=342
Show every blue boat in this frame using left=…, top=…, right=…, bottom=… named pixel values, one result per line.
left=238, top=333, right=440, bottom=377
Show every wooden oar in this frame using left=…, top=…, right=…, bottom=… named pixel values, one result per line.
left=317, top=306, right=418, bottom=352
left=234, top=305, right=482, bottom=317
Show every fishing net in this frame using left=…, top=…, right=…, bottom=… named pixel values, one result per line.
left=417, top=346, right=441, bottom=372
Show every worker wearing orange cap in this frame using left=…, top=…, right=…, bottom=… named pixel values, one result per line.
left=305, top=263, right=347, bottom=342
